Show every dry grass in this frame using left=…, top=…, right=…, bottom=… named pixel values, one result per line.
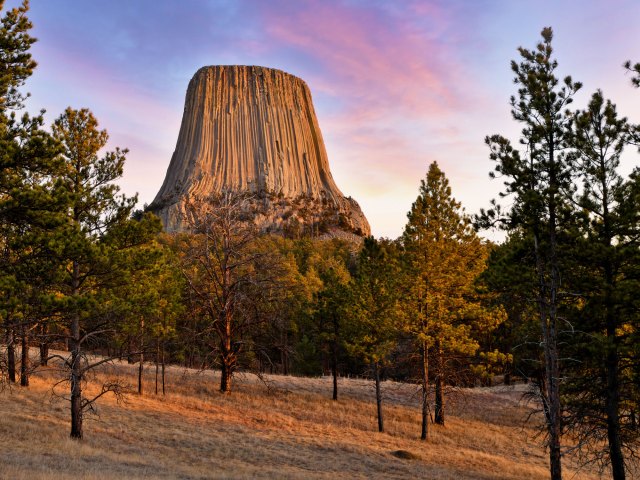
left=0, top=352, right=606, bottom=479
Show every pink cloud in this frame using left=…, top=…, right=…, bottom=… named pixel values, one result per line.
left=257, top=0, right=472, bottom=122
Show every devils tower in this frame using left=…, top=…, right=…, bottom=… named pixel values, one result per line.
left=149, top=65, right=370, bottom=237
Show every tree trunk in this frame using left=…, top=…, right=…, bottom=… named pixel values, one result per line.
left=421, top=341, right=429, bottom=440
left=20, top=326, right=29, bottom=387
left=220, top=354, right=233, bottom=393
left=533, top=203, right=562, bottom=480
left=331, top=340, right=338, bottom=401
left=219, top=304, right=235, bottom=393
left=70, top=260, right=83, bottom=439
left=155, top=339, right=159, bottom=395
left=604, top=284, right=625, bottom=479
left=70, top=311, right=83, bottom=439
left=600, top=202, right=626, bottom=480
left=434, top=344, right=445, bottom=425
left=138, top=317, right=144, bottom=395
left=39, top=341, right=49, bottom=367
left=606, top=345, right=625, bottom=480
left=7, top=326, right=16, bottom=383
left=332, top=314, right=339, bottom=401
left=281, top=331, right=289, bottom=376
left=160, top=342, right=165, bottom=395
left=39, top=322, right=49, bottom=366
left=548, top=271, right=563, bottom=480
left=219, top=332, right=234, bottom=393
left=536, top=244, right=562, bottom=480
left=374, top=362, right=384, bottom=433
left=161, top=341, right=166, bottom=395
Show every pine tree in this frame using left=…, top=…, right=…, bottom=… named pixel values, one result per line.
left=115, top=239, right=182, bottom=396
left=313, top=254, right=351, bottom=401
left=51, top=107, right=160, bottom=439
left=0, top=0, right=62, bottom=385
left=403, top=161, right=492, bottom=437
left=483, top=27, right=581, bottom=479
left=344, top=236, right=402, bottom=432
left=480, top=234, right=539, bottom=385
left=563, top=90, right=638, bottom=479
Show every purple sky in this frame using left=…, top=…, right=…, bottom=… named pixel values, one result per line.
left=15, top=0, right=640, bottom=239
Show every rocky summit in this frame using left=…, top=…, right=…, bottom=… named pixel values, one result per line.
left=149, top=65, right=370, bottom=237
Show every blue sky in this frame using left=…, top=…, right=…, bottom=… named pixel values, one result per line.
left=13, top=0, right=640, bottom=238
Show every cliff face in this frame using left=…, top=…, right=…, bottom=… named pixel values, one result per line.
left=149, top=65, right=370, bottom=237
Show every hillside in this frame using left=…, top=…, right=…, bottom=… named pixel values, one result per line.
left=0, top=354, right=603, bottom=480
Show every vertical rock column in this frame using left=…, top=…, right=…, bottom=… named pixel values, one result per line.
left=150, top=65, right=370, bottom=236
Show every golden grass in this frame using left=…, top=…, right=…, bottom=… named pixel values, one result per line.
left=0, top=353, right=606, bottom=479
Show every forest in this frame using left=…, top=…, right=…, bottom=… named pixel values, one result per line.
left=1, top=2, right=640, bottom=480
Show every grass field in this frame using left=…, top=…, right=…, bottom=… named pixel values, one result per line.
left=0, top=353, right=606, bottom=479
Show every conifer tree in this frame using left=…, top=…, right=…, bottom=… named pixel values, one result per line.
left=482, top=27, right=581, bottom=479
left=563, top=91, right=639, bottom=479
left=344, top=236, right=402, bottom=432
left=313, top=256, right=351, bottom=401
left=0, top=0, right=62, bottom=385
left=51, top=107, right=160, bottom=439
left=403, top=161, right=491, bottom=437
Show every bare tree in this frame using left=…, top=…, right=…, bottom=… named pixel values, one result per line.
left=179, top=191, right=285, bottom=393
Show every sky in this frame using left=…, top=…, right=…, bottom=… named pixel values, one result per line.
left=12, top=0, right=640, bottom=239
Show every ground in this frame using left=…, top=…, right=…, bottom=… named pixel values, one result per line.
left=0, top=354, right=606, bottom=479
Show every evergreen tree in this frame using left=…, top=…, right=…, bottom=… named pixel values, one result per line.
left=482, top=27, right=581, bottom=479
left=480, top=234, right=539, bottom=385
left=313, top=255, right=351, bottom=401
left=403, top=161, right=494, bottom=437
left=51, top=107, right=160, bottom=439
left=0, top=0, right=62, bottom=385
left=563, top=91, right=639, bottom=478
left=116, top=240, right=183, bottom=396
left=344, top=236, right=402, bottom=432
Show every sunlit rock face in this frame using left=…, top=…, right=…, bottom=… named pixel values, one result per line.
left=149, top=65, right=370, bottom=237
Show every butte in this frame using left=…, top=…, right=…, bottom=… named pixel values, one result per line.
left=148, top=65, right=370, bottom=238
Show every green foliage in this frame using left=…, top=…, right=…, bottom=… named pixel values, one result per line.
left=483, top=27, right=640, bottom=479
left=623, top=60, right=640, bottom=88
left=560, top=89, right=640, bottom=472
left=479, top=234, right=539, bottom=382
left=0, top=0, right=63, bottom=387
left=343, top=237, right=402, bottom=366
left=50, top=107, right=149, bottom=313
left=0, top=0, right=36, bottom=111
left=403, top=162, right=501, bottom=363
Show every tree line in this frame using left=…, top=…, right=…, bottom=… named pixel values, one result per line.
left=1, top=2, right=639, bottom=479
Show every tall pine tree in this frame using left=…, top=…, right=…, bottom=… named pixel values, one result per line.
left=51, top=107, right=160, bottom=439
left=483, top=27, right=581, bottom=479
left=0, top=0, right=62, bottom=386
left=564, top=91, right=639, bottom=479
left=403, top=161, right=492, bottom=437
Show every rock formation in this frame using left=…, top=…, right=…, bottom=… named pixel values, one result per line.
left=149, top=65, right=370, bottom=237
